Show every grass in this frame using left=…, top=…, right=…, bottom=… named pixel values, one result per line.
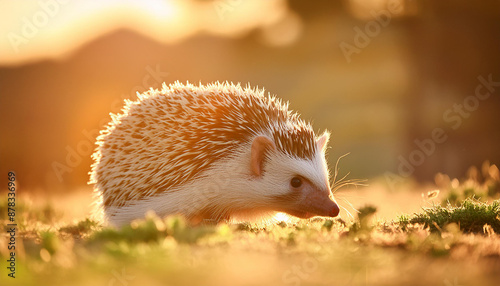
left=400, top=198, right=500, bottom=233
left=436, top=161, right=500, bottom=206
left=1, top=165, right=500, bottom=285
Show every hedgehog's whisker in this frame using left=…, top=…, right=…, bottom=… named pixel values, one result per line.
left=328, top=153, right=366, bottom=221
left=332, top=179, right=367, bottom=193
left=338, top=203, right=355, bottom=220
left=330, top=153, right=368, bottom=191
left=338, top=196, right=358, bottom=217
left=332, top=153, right=351, bottom=186
left=333, top=171, right=352, bottom=188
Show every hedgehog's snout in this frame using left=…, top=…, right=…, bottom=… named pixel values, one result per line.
left=329, top=200, right=340, bottom=217
left=303, top=188, right=340, bottom=218
left=281, top=177, right=340, bottom=219
left=326, top=188, right=340, bottom=217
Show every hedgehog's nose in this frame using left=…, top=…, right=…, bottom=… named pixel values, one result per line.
left=321, top=193, right=340, bottom=217
left=330, top=202, right=340, bottom=217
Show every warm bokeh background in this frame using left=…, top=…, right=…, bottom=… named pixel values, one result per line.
left=1, top=0, right=499, bottom=194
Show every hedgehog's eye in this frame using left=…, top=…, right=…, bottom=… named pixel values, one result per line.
left=290, top=177, right=302, bottom=188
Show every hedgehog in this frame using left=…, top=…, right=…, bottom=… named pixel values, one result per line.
left=89, top=81, right=340, bottom=226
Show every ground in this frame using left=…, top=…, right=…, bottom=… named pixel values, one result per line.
left=0, top=164, right=499, bottom=286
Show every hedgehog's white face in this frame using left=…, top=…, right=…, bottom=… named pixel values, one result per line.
left=250, top=133, right=340, bottom=219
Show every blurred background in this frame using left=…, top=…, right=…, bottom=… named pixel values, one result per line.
left=1, top=0, right=499, bottom=194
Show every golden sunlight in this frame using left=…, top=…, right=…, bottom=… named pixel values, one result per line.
left=273, top=212, right=291, bottom=222
left=0, top=0, right=292, bottom=65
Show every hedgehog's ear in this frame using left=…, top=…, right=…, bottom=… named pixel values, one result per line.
left=316, top=131, right=330, bottom=152
left=251, top=135, right=276, bottom=177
